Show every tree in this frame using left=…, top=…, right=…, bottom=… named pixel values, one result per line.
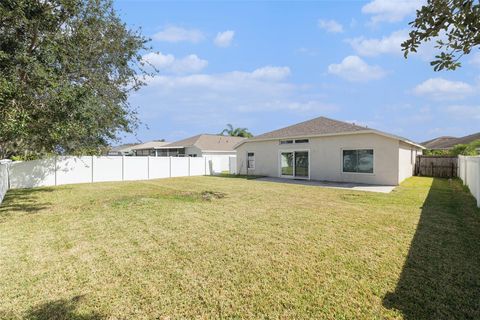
left=451, top=139, right=480, bottom=155
left=402, top=0, right=480, bottom=71
left=425, top=139, right=480, bottom=155
left=220, top=124, right=253, bottom=138
left=0, top=0, right=150, bottom=159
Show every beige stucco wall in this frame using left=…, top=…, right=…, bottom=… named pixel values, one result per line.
left=236, top=133, right=421, bottom=185
left=398, top=142, right=423, bottom=184
left=185, top=146, right=203, bottom=156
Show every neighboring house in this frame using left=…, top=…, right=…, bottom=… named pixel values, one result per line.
left=422, top=132, right=480, bottom=150
left=106, top=143, right=139, bottom=156
left=156, top=134, right=245, bottom=157
left=235, top=116, right=424, bottom=186
left=131, top=141, right=170, bottom=156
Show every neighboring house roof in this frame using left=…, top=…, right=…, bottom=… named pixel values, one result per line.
left=422, top=132, right=480, bottom=149
left=235, top=116, right=424, bottom=149
left=161, top=134, right=246, bottom=152
left=421, top=136, right=457, bottom=149
left=130, top=141, right=169, bottom=150
left=109, top=143, right=139, bottom=153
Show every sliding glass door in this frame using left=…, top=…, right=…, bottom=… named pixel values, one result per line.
left=280, top=152, right=294, bottom=176
left=280, top=151, right=309, bottom=179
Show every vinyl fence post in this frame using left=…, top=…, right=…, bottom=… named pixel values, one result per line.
left=122, top=156, right=125, bottom=181
left=188, top=156, right=191, bottom=176
left=6, top=162, right=10, bottom=190
left=54, top=156, right=58, bottom=186
left=464, top=158, right=468, bottom=185
left=91, top=156, right=94, bottom=183
left=476, top=159, right=480, bottom=207
left=169, top=157, right=172, bottom=178
left=147, top=156, right=150, bottom=180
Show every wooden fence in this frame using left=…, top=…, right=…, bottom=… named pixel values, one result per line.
left=414, top=156, right=458, bottom=178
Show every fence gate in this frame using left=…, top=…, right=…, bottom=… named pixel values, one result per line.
left=415, top=156, right=458, bottom=178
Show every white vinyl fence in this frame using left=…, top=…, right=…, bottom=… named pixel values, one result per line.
left=458, top=155, right=480, bottom=207
left=0, top=155, right=234, bottom=205
left=0, top=163, right=8, bottom=204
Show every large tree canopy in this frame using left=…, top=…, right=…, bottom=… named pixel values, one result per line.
left=403, top=0, right=480, bottom=71
left=0, top=0, right=149, bottom=159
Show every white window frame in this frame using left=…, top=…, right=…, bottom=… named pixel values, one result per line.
left=278, top=149, right=310, bottom=180
left=340, top=148, right=375, bottom=175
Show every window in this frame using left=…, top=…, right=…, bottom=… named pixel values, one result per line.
left=343, top=149, right=373, bottom=173
left=280, top=139, right=309, bottom=144
left=247, top=152, right=255, bottom=169
left=295, top=139, right=309, bottom=144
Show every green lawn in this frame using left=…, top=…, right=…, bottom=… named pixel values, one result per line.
left=0, top=176, right=479, bottom=319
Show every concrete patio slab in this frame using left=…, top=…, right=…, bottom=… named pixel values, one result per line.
left=256, top=177, right=396, bottom=193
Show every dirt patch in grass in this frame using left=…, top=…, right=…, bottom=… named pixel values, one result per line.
left=109, top=189, right=227, bottom=208
left=200, top=190, right=226, bottom=201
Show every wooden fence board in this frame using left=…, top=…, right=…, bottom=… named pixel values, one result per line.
left=415, top=156, right=458, bottom=178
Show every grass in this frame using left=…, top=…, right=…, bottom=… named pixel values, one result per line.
left=0, top=176, right=479, bottom=319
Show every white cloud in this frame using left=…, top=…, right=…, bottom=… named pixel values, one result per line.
left=142, top=52, right=208, bottom=74
left=153, top=26, right=204, bottom=43
left=143, top=66, right=292, bottom=89
left=317, top=19, right=344, bottom=33
left=250, top=66, right=291, bottom=81
left=413, top=78, right=474, bottom=100
left=133, top=66, right=337, bottom=127
left=327, top=55, right=387, bottom=82
left=362, top=0, right=425, bottom=24
left=444, top=105, right=480, bottom=120
left=214, top=30, right=235, bottom=47
left=348, top=29, right=408, bottom=56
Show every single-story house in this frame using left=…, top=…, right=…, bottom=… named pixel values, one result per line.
left=235, top=116, right=425, bottom=185
left=156, top=134, right=245, bottom=157
left=422, top=132, right=480, bottom=150
left=106, top=143, right=139, bottom=156
left=131, top=140, right=170, bottom=156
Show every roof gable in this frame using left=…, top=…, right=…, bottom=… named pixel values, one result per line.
left=250, top=116, right=367, bottom=141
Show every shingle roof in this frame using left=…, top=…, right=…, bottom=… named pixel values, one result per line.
left=422, top=132, right=480, bottom=149
left=235, top=116, right=424, bottom=149
left=109, top=143, right=139, bottom=152
left=130, top=141, right=170, bottom=150
left=247, top=116, right=368, bottom=141
left=162, top=134, right=245, bottom=151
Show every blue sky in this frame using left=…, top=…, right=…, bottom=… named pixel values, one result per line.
left=115, top=0, right=480, bottom=144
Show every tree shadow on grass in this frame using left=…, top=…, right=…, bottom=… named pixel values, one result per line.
left=0, top=188, right=53, bottom=222
left=383, top=178, right=480, bottom=319
left=24, top=295, right=104, bottom=320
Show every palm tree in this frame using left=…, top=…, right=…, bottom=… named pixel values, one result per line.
left=220, top=124, right=253, bottom=138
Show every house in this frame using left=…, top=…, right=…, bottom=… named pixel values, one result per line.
left=156, top=134, right=245, bottom=157
left=131, top=140, right=170, bottom=156
left=106, top=143, right=139, bottom=156
left=235, top=116, right=424, bottom=186
left=422, top=132, right=480, bottom=150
